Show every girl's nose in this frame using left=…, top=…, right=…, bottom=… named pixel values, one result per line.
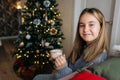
left=84, top=25, right=89, bottom=32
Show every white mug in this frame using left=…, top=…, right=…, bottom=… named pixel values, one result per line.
left=50, top=49, right=62, bottom=59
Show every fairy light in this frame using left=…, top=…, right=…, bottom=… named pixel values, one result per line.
left=24, top=54, right=27, bottom=56
left=26, top=55, right=29, bottom=58
left=20, top=50, right=22, bottom=53
left=27, top=51, right=29, bottom=53
left=42, top=62, right=45, bottom=64
left=18, top=48, right=21, bottom=51
left=37, top=61, right=39, bottom=64
left=17, top=55, right=22, bottom=58
left=50, top=7, right=53, bottom=10
left=34, top=61, right=36, bottom=64
left=16, top=1, right=22, bottom=9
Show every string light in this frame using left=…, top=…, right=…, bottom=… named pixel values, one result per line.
left=27, top=51, right=29, bottom=53
left=37, top=61, right=39, bottom=64
left=24, top=54, right=26, bottom=56
left=34, top=55, right=37, bottom=58
left=16, top=0, right=22, bottom=9
left=17, top=55, right=22, bottom=58
left=20, top=50, right=22, bottom=53
left=50, top=7, right=53, bottom=10
left=42, top=62, right=45, bottom=64
left=26, top=55, right=29, bottom=58
left=18, top=48, right=21, bottom=51
left=34, top=61, right=36, bottom=64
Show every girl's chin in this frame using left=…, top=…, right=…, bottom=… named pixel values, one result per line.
left=84, top=39, right=94, bottom=44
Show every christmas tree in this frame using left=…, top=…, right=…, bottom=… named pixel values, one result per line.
left=13, top=0, right=64, bottom=79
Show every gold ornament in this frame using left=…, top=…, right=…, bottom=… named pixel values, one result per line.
left=19, top=42, right=24, bottom=46
left=50, top=28, right=57, bottom=35
left=43, top=14, right=47, bottom=17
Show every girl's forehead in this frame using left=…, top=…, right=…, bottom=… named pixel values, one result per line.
left=79, top=13, right=99, bottom=23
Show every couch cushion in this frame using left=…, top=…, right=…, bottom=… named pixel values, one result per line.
left=92, top=58, right=120, bottom=80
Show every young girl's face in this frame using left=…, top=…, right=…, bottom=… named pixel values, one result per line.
left=79, top=13, right=101, bottom=45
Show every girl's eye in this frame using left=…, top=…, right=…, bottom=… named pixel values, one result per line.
left=79, top=24, right=85, bottom=27
left=89, top=24, right=94, bottom=26
left=89, top=24, right=95, bottom=28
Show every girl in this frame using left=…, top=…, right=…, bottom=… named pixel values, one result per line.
left=54, top=8, right=109, bottom=79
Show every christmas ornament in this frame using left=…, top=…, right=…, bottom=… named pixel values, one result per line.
left=26, top=42, right=32, bottom=48
left=26, top=34, right=31, bottom=40
left=36, top=2, right=39, bottom=7
left=19, top=31, right=23, bottom=34
left=47, top=45, right=54, bottom=49
left=26, top=26, right=31, bottom=30
left=57, top=42, right=61, bottom=45
left=33, top=19, right=41, bottom=25
left=50, top=27, right=57, bottom=35
left=45, top=42, right=50, bottom=47
left=19, top=42, right=24, bottom=47
left=45, top=16, right=48, bottom=21
left=41, top=39, right=45, bottom=47
left=51, top=20, right=55, bottom=26
left=43, top=0, right=51, bottom=7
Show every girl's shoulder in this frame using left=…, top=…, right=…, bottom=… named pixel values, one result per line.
left=91, top=50, right=108, bottom=64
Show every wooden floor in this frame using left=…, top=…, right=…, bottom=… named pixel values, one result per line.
left=0, top=39, right=21, bottom=80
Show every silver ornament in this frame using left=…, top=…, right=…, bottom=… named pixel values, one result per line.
left=43, top=0, right=51, bottom=7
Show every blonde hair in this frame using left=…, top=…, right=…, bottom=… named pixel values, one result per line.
left=69, top=8, right=109, bottom=63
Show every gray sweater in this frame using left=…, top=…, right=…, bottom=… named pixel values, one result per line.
left=55, top=50, right=107, bottom=79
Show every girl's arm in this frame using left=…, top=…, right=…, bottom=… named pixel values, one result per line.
left=54, top=54, right=73, bottom=79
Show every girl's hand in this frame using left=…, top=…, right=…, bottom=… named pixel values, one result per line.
left=54, top=54, right=67, bottom=69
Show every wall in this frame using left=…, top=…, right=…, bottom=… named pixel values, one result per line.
left=0, top=39, right=21, bottom=80
left=0, top=0, right=19, bottom=39
left=57, top=0, right=74, bottom=57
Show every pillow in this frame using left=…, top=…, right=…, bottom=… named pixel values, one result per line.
left=92, top=58, right=120, bottom=80
left=70, top=70, right=106, bottom=80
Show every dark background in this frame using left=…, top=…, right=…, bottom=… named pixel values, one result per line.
left=0, top=0, right=19, bottom=39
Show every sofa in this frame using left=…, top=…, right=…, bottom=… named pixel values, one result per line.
left=91, top=57, right=120, bottom=80
left=33, top=57, right=120, bottom=80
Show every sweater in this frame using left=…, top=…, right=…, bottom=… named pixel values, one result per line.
left=55, top=50, right=107, bottom=79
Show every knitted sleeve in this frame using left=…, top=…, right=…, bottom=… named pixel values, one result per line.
left=55, top=63, right=72, bottom=79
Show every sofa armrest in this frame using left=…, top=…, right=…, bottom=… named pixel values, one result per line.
left=92, top=57, right=120, bottom=80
